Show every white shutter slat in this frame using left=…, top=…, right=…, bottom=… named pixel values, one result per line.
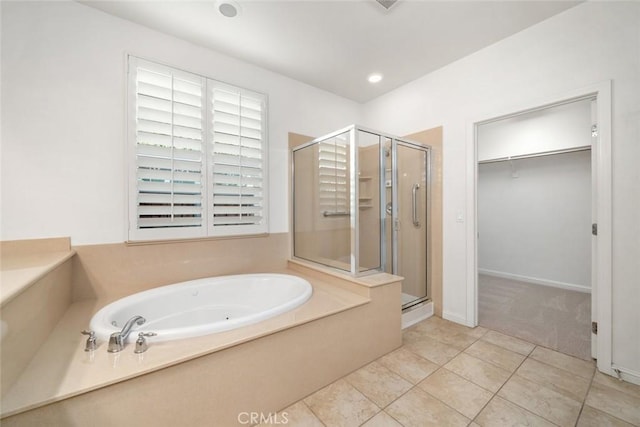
left=212, top=185, right=262, bottom=197
left=213, top=216, right=262, bottom=226
left=138, top=180, right=202, bottom=194
left=138, top=193, right=201, bottom=204
left=138, top=205, right=202, bottom=216
left=137, top=168, right=201, bottom=183
left=212, top=205, right=262, bottom=215
left=137, top=156, right=201, bottom=172
left=136, top=145, right=202, bottom=162
left=214, top=195, right=263, bottom=205
left=138, top=217, right=202, bottom=228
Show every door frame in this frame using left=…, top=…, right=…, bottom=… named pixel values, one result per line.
left=466, top=81, right=612, bottom=373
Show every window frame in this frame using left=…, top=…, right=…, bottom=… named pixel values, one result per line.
left=126, top=55, right=269, bottom=242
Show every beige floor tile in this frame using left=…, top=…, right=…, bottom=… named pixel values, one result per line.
left=475, top=396, right=556, bottom=427
left=585, top=381, right=640, bottom=426
left=432, top=330, right=482, bottom=350
left=421, top=317, right=488, bottom=339
left=360, top=411, right=403, bottom=427
left=346, top=361, right=412, bottom=408
left=405, top=335, right=461, bottom=365
left=414, top=323, right=483, bottom=350
left=577, top=405, right=635, bottom=427
left=402, top=326, right=430, bottom=345
left=416, top=318, right=488, bottom=343
left=530, top=346, right=595, bottom=379
left=592, top=370, right=640, bottom=399
left=498, top=374, right=582, bottom=427
left=464, top=340, right=526, bottom=372
left=466, top=325, right=490, bottom=339
left=481, top=330, right=535, bottom=356
left=516, top=357, right=591, bottom=402
left=444, top=352, right=511, bottom=392
left=257, top=401, right=323, bottom=427
left=303, top=379, right=379, bottom=427
left=468, top=423, right=482, bottom=427
left=386, top=387, right=470, bottom=427
left=378, top=346, right=439, bottom=384
left=417, top=315, right=450, bottom=328
left=418, top=368, right=493, bottom=419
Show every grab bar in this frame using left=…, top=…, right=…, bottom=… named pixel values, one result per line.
left=323, top=211, right=350, bottom=217
left=412, top=183, right=420, bottom=227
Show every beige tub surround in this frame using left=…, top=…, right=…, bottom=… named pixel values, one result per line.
left=2, top=262, right=402, bottom=425
left=72, top=233, right=290, bottom=302
left=0, top=237, right=75, bottom=397
left=1, top=237, right=75, bottom=305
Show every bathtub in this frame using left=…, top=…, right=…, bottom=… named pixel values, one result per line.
left=89, top=273, right=313, bottom=343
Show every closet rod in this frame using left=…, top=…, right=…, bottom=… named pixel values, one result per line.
left=478, top=145, right=591, bottom=164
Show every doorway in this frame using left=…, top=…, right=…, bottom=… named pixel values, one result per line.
left=475, top=96, right=597, bottom=360
left=383, top=139, right=431, bottom=310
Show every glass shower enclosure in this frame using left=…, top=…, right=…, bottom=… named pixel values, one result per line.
left=292, top=125, right=431, bottom=309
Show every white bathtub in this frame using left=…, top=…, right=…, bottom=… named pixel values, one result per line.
left=89, top=273, right=313, bottom=343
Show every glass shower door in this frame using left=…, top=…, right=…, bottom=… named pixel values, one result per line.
left=392, top=140, right=430, bottom=309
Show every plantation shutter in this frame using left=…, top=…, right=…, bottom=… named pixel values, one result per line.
left=128, top=56, right=268, bottom=241
left=129, top=58, right=206, bottom=240
left=210, top=81, right=268, bottom=236
left=318, top=133, right=349, bottom=216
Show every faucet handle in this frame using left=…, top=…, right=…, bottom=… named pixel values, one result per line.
left=81, top=330, right=97, bottom=351
left=134, top=332, right=157, bottom=354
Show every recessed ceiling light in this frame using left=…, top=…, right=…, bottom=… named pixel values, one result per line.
left=367, top=73, right=383, bottom=83
left=218, top=0, right=240, bottom=18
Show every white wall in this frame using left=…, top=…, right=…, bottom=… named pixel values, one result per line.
left=477, top=98, right=592, bottom=162
left=478, top=151, right=592, bottom=291
left=362, top=2, right=640, bottom=374
left=0, top=1, right=361, bottom=245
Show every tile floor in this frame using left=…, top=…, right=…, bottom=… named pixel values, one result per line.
left=259, top=316, right=640, bottom=427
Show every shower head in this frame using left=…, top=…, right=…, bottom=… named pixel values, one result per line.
left=375, top=0, right=399, bottom=10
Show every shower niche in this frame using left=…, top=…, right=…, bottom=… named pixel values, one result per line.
left=292, top=125, right=431, bottom=309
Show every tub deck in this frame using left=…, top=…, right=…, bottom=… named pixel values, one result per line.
left=1, top=261, right=401, bottom=420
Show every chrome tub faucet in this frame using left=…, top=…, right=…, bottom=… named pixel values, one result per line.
left=108, top=315, right=146, bottom=353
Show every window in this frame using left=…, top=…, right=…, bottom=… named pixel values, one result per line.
left=127, top=56, right=268, bottom=241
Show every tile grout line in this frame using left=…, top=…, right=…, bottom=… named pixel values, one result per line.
left=300, top=400, right=328, bottom=427
left=573, top=367, right=597, bottom=427
left=576, top=372, right=640, bottom=427
left=469, top=343, right=535, bottom=426
left=401, top=324, right=499, bottom=423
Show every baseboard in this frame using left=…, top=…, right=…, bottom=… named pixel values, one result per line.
left=402, top=302, right=433, bottom=329
left=478, top=269, right=590, bottom=294
left=610, top=366, right=640, bottom=386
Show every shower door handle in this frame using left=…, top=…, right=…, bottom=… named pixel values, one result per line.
left=412, top=183, right=420, bottom=227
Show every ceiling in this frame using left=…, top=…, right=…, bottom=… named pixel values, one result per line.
left=82, top=0, right=580, bottom=103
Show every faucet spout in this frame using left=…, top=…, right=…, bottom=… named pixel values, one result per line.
left=108, top=315, right=146, bottom=353
left=119, top=315, right=146, bottom=341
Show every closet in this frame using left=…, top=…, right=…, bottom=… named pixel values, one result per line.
left=477, top=98, right=594, bottom=360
